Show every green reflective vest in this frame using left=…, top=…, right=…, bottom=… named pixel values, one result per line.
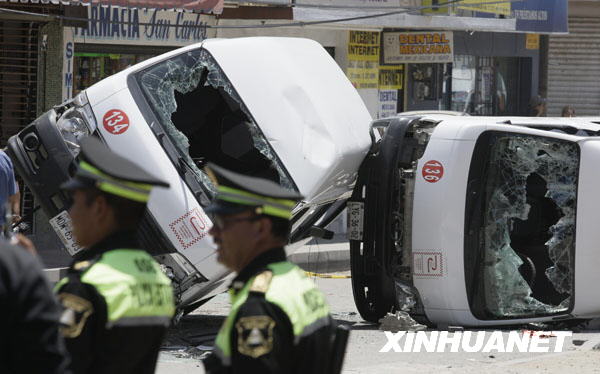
left=55, top=249, right=175, bottom=327
left=214, top=261, right=330, bottom=365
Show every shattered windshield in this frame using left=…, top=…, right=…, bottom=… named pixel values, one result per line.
left=134, top=48, right=295, bottom=199
left=465, top=131, right=578, bottom=319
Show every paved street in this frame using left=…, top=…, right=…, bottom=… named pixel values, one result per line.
left=157, top=269, right=600, bottom=374
left=37, top=232, right=600, bottom=373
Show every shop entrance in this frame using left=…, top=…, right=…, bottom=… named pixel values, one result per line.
left=405, top=57, right=533, bottom=116
left=73, top=44, right=174, bottom=94
left=405, top=63, right=445, bottom=111
left=450, top=56, right=532, bottom=116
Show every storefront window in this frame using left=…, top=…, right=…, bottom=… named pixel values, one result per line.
left=449, top=55, right=522, bottom=116
left=73, top=53, right=153, bottom=94
left=450, top=55, right=476, bottom=113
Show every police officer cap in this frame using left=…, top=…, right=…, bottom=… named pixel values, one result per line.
left=204, top=163, right=303, bottom=220
left=60, top=137, right=169, bottom=203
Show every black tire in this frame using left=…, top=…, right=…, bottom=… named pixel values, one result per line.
left=348, top=118, right=419, bottom=323
left=350, top=239, right=397, bottom=322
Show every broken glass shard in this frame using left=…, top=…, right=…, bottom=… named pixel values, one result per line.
left=470, top=133, right=577, bottom=318
left=136, top=48, right=294, bottom=199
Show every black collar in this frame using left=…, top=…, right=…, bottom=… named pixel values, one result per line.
left=230, top=247, right=287, bottom=291
left=73, top=230, right=140, bottom=263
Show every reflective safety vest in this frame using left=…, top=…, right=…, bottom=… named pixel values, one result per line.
left=55, top=249, right=175, bottom=327
left=214, top=261, right=331, bottom=366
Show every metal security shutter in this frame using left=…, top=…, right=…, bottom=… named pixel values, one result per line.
left=0, top=19, right=41, bottom=234
left=548, top=17, right=600, bottom=116
left=0, top=20, right=39, bottom=146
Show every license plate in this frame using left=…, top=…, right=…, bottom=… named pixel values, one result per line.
left=347, top=201, right=364, bottom=241
left=49, top=211, right=82, bottom=256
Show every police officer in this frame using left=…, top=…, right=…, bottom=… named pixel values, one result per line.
left=202, top=164, right=335, bottom=374
left=0, top=238, right=70, bottom=373
left=54, top=137, right=175, bottom=374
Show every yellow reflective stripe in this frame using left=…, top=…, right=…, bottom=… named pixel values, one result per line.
left=259, top=204, right=293, bottom=219
left=215, top=287, right=251, bottom=360
left=218, top=195, right=292, bottom=219
left=217, top=186, right=295, bottom=219
left=265, top=263, right=330, bottom=336
left=218, top=186, right=295, bottom=209
left=54, top=276, right=69, bottom=293
left=79, top=161, right=153, bottom=192
left=80, top=249, right=175, bottom=322
left=97, top=181, right=150, bottom=203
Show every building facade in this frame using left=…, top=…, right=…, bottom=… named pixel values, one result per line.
left=0, top=0, right=569, bottom=239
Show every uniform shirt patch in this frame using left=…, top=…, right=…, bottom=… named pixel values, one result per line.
left=58, top=293, right=94, bottom=338
left=235, top=315, right=275, bottom=358
left=249, top=271, right=273, bottom=294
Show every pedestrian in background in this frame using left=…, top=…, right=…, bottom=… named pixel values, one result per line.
left=202, top=164, right=336, bottom=374
left=54, top=137, right=174, bottom=374
left=0, top=235, right=70, bottom=373
left=0, top=148, right=20, bottom=231
left=561, top=105, right=576, bottom=117
left=529, top=95, right=547, bottom=117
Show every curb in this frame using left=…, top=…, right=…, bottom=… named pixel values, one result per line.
left=287, top=240, right=351, bottom=273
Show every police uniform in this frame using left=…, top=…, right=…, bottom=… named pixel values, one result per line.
left=54, top=137, right=175, bottom=374
left=0, top=241, right=70, bottom=374
left=202, top=164, right=336, bottom=374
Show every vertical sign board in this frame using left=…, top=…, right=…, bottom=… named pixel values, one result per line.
left=347, top=31, right=380, bottom=89
left=378, top=90, right=398, bottom=118
left=62, top=27, right=75, bottom=102
left=378, top=66, right=403, bottom=118
left=383, top=31, right=453, bottom=64
left=526, top=34, right=540, bottom=50
left=379, top=66, right=403, bottom=90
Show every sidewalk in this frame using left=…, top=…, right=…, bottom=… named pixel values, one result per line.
left=44, top=234, right=352, bottom=282
left=287, top=234, right=351, bottom=273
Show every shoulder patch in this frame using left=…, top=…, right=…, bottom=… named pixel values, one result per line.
left=235, top=315, right=275, bottom=358
left=73, top=260, right=92, bottom=272
left=58, top=293, right=94, bottom=338
left=249, top=270, right=273, bottom=294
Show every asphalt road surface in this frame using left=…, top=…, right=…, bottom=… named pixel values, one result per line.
left=156, top=272, right=600, bottom=374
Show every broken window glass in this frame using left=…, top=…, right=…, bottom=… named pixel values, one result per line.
left=466, top=132, right=578, bottom=319
left=134, top=48, right=295, bottom=200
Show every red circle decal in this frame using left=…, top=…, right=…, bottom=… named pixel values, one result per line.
left=422, top=160, right=444, bottom=183
left=103, top=109, right=130, bottom=135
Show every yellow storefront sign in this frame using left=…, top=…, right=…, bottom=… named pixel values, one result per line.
left=348, top=31, right=380, bottom=62
left=347, top=61, right=379, bottom=89
left=422, top=0, right=448, bottom=15
left=526, top=34, right=540, bottom=50
left=383, top=31, right=454, bottom=64
left=379, top=66, right=404, bottom=90
left=347, top=30, right=381, bottom=89
left=457, top=0, right=511, bottom=16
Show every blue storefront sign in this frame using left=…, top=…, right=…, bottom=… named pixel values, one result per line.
left=512, top=0, right=568, bottom=33
left=473, top=0, right=568, bottom=34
